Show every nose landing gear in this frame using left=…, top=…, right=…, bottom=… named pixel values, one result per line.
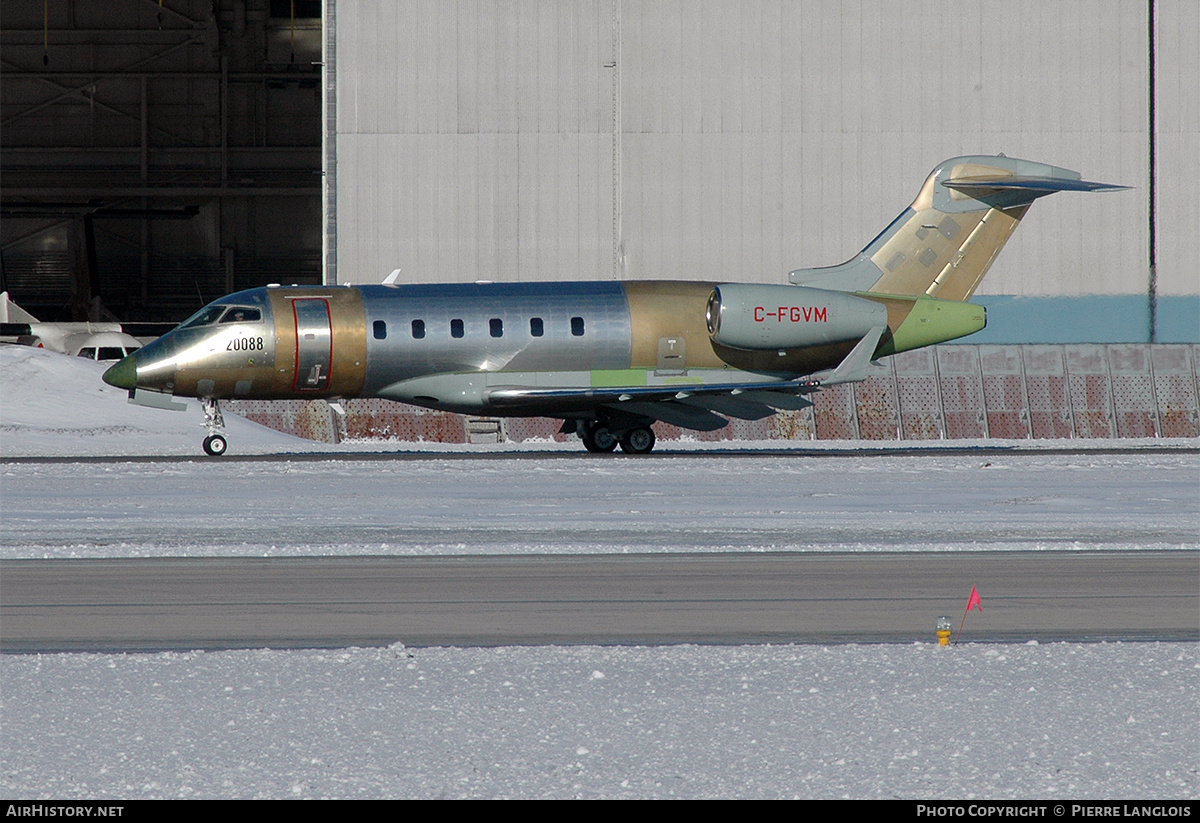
left=201, top=397, right=228, bottom=456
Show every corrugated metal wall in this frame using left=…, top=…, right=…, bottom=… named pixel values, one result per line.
left=333, top=0, right=1197, bottom=303
left=226, top=343, right=1200, bottom=445
left=1156, top=0, right=1199, bottom=300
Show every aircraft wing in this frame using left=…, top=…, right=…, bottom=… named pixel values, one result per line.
left=486, top=326, right=888, bottom=430
left=486, top=378, right=821, bottom=431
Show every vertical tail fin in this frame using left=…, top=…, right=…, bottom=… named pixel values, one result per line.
left=789, top=155, right=1127, bottom=300
left=0, top=292, right=40, bottom=324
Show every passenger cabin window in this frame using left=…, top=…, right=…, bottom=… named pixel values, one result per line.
left=373, top=320, right=387, bottom=340
left=571, top=316, right=585, bottom=336
left=410, top=319, right=425, bottom=339
left=450, top=318, right=464, bottom=339
left=489, top=318, right=503, bottom=338
left=530, top=317, right=544, bottom=337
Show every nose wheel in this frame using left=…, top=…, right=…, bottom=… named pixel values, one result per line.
left=201, top=397, right=228, bottom=456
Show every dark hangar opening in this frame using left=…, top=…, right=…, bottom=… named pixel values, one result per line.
left=0, top=0, right=322, bottom=323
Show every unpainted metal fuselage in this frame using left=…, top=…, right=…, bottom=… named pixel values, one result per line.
left=114, top=279, right=958, bottom=416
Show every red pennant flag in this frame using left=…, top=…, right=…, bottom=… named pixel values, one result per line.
left=954, top=585, right=983, bottom=645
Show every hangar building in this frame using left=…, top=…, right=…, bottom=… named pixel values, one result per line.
left=2, top=1, right=1196, bottom=343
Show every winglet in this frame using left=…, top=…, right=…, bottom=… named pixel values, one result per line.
left=383, top=268, right=401, bottom=285
left=813, top=326, right=887, bottom=386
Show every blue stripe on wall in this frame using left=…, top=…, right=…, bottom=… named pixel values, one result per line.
left=950, top=295, right=1199, bottom=344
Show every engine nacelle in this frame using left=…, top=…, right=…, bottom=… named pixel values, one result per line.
left=705, top=284, right=887, bottom=351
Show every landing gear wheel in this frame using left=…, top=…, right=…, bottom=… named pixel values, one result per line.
left=581, top=422, right=618, bottom=453
left=619, top=426, right=656, bottom=454
left=200, top=397, right=228, bottom=456
left=202, top=434, right=228, bottom=456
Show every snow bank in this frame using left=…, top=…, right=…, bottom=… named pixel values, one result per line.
left=0, top=346, right=317, bottom=457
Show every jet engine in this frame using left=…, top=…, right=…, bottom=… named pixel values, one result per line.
left=705, top=284, right=887, bottom=351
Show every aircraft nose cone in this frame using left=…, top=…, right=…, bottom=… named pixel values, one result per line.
left=102, top=354, right=137, bottom=390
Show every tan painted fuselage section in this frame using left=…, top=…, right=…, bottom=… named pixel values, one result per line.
left=171, top=288, right=368, bottom=400
left=624, top=281, right=726, bottom=370
left=266, top=288, right=368, bottom=398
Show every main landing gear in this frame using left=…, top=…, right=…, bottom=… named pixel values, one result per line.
left=578, top=420, right=657, bottom=454
left=580, top=420, right=617, bottom=453
left=619, top=425, right=656, bottom=455
left=201, top=397, right=228, bottom=456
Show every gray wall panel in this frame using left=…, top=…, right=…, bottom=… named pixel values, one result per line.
left=334, top=0, right=1195, bottom=316
left=1158, top=0, right=1199, bottom=297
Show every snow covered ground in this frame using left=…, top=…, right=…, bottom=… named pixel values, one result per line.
left=2, top=643, right=1196, bottom=800
left=1, top=345, right=1197, bottom=799
left=2, top=451, right=1196, bottom=559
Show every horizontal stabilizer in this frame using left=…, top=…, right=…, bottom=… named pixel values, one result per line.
left=944, top=176, right=1128, bottom=195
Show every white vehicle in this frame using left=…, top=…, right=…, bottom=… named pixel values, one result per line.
left=0, top=292, right=144, bottom=361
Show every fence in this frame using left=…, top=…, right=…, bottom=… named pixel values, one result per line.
left=224, top=344, right=1200, bottom=445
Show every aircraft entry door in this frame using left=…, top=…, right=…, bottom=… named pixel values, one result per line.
left=293, top=298, right=332, bottom=391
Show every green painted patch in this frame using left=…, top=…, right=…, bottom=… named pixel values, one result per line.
left=873, top=295, right=987, bottom=354
left=590, top=369, right=649, bottom=388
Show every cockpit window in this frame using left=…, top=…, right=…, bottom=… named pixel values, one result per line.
left=178, top=305, right=228, bottom=329
left=219, top=307, right=261, bottom=324
left=177, top=305, right=262, bottom=329
left=77, top=345, right=140, bottom=360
